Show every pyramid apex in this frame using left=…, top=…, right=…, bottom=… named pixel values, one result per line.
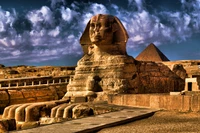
left=149, top=43, right=155, bottom=45
left=136, top=43, right=170, bottom=62
left=148, top=43, right=156, bottom=47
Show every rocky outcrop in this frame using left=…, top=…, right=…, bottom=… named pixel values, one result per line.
left=17, top=121, right=40, bottom=130
left=72, top=104, right=94, bottom=119
left=0, top=66, right=75, bottom=79
left=172, top=64, right=187, bottom=79
left=0, top=119, right=16, bottom=132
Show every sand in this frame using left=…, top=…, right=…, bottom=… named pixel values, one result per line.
left=98, top=110, right=200, bottom=133
left=1, top=110, right=200, bottom=132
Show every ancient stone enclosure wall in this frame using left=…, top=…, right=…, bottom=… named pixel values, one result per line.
left=0, top=69, right=73, bottom=112
left=107, top=94, right=200, bottom=112
left=0, top=76, right=71, bottom=104
left=0, top=84, right=68, bottom=112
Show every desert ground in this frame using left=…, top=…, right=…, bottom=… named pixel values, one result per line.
left=98, top=110, right=200, bottom=133
left=1, top=110, right=200, bottom=132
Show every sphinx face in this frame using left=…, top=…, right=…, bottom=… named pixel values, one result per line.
left=89, top=15, right=113, bottom=45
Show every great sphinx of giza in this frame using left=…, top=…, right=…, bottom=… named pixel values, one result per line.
left=63, top=14, right=184, bottom=99
left=63, top=14, right=138, bottom=98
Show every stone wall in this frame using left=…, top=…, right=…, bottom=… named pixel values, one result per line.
left=106, top=94, right=200, bottom=112
left=0, top=85, right=67, bottom=112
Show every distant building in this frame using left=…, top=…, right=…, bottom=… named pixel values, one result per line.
left=136, top=43, right=170, bottom=61
left=184, top=76, right=200, bottom=91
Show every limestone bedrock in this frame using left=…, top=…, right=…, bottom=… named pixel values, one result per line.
left=63, top=14, right=184, bottom=98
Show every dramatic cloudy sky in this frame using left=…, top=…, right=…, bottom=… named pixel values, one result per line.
left=0, top=0, right=200, bottom=66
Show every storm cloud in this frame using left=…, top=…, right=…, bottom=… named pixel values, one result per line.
left=0, top=0, right=200, bottom=66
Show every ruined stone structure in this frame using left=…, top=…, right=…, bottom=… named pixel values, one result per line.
left=0, top=76, right=72, bottom=112
left=0, top=76, right=72, bottom=88
left=63, top=14, right=184, bottom=99
left=0, top=66, right=75, bottom=111
left=172, top=64, right=187, bottom=80
left=184, top=76, right=200, bottom=91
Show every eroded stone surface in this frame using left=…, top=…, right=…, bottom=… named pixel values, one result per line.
left=72, top=104, right=94, bottom=119
left=2, top=100, right=125, bottom=130
left=0, top=66, right=75, bottom=79
left=0, top=85, right=67, bottom=112
left=134, top=61, right=184, bottom=93
left=172, top=64, right=187, bottom=80
left=0, top=118, right=16, bottom=132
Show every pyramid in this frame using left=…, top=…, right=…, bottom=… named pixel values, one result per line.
left=136, top=43, right=169, bottom=61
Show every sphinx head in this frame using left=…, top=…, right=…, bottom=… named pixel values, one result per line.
left=89, top=15, right=114, bottom=45
left=80, top=14, right=129, bottom=55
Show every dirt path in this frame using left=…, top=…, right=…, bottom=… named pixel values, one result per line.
left=98, top=110, right=200, bottom=133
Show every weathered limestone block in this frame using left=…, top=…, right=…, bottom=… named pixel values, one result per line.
left=3, top=100, right=71, bottom=126
left=21, top=89, right=36, bottom=98
left=36, top=96, right=55, bottom=102
left=24, top=102, right=57, bottom=122
left=9, top=90, right=24, bottom=100
left=55, top=103, right=69, bottom=118
left=15, top=104, right=30, bottom=121
left=72, top=104, right=94, bottom=119
left=132, top=61, right=184, bottom=93
left=0, top=91, right=9, bottom=101
left=172, top=64, right=187, bottom=79
left=34, top=88, right=53, bottom=97
left=63, top=104, right=77, bottom=119
left=0, top=91, right=9, bottom=110
left=50, top=86, right=64, bottom=100
left=0, top=119, right=16, bottom=132
left=51, top=105, right=61, bottom=118
left=2, top=105, right=14, bottom=119
left=25, top=104, right=43, bottom=122
left=2, top=100, right=63, bottom=128
left=2, top=105, right=20, bottom=119
left=10, top=99, right=33, bottom=105
left=17, top=121, right=40, bottom=130
left=3, top=86, right=61, bottom=106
